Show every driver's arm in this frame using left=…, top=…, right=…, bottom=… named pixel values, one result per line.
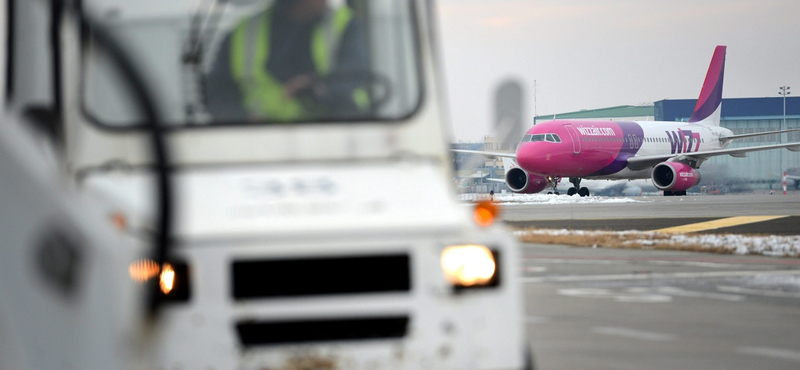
left=318, top=19, right=370, bottom=115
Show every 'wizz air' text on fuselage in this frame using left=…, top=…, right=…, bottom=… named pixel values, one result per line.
left=667, top=129, right=701, bottom=154
left=577, top=126, right=615, bottom=136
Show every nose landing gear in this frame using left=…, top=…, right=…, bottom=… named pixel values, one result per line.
left=546, top=176, right=561, bottom=195
left=567, top=177, right=590, bottom=197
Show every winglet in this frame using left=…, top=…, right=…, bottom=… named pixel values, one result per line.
left=501, top=157, right=518, bottom=175
left=688, top=45, right=726, bottom=125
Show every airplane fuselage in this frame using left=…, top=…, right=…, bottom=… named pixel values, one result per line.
left=516, top=119, right=734, bottom=180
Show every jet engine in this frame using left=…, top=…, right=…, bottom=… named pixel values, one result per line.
left=505, top=167, right=549, bottom=193
left=651, top=162, right=701, bottom=192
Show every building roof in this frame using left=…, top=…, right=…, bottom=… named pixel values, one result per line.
left=536, top=96, right=800, bottom=123
left=534, top=104, right=654, bottom=121
left=655, top=96, right=800, bottom=121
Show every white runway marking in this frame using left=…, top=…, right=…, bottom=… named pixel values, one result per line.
left=522, top=269, right=800, bottom=283
left=557, top=286, right=743, bottom=303
left=522, top=266, right=548, bottom=273
left=645, top=260, right=766, bottom=270
left=736, top=346, right=800, bottom=362
left=612, top=294, right=672, bottom=303
left=558, top=288, right=673, bottom=303
left=649, top=286, right=745, bottom=302
left=522, top=258, right=624, bottom=265
left=592, top=326, right=677, bottom=341
left=717, top=286, right=800, bottom=299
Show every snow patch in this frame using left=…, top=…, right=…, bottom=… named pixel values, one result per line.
left=459, top=193, right=646, bottom=205
left=514, top=229, right=800, bottom=258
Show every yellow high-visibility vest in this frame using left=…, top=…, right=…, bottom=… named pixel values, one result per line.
left=229, top=7, right=368, bottom=120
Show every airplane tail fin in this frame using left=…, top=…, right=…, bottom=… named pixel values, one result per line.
left=688, top=45, right=726, bottom=125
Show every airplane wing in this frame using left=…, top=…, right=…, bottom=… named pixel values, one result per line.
left=626, top=142, right=800, bottom=171
left=720, top=128, right=800, bottom=144
left=451, top=149, right=517, bottom=159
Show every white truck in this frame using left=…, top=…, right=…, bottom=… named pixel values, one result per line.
left=1, top=1, right=531, bottom=369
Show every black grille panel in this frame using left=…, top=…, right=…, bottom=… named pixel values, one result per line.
left=236, top=316, right=409, bottom=346
left=232, top=254, right=410, bottom=299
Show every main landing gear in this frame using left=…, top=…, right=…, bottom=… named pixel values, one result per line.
left=567, top=177, right=590, bottom=197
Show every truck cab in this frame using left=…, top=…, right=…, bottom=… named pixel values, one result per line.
left=4, top=1, right=530, bottom=369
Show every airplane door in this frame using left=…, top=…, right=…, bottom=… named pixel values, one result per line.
left=564, top=125, right=581, bottom=154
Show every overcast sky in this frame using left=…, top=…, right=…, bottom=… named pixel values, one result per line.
left=436, top=0, right=800, bottom=142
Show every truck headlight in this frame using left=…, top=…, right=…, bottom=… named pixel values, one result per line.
left=441, top=245, right=498, bottom=288
left=129, top=259, right=191, bottom=302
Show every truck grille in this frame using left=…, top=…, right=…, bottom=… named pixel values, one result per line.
left=232, top=254, right=411, bottom=299
left=236, top=316, right=409, bottom=346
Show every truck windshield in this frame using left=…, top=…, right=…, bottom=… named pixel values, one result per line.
left=82, top=0, right=422, bottom=127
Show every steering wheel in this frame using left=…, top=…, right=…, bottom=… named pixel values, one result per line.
left=315, top=69, right=394, bottom=116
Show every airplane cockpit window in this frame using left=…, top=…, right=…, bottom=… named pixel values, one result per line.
left=82, top=0, right=422, bottom=127
left=545, top=134, right=561, bottom=143
left=525, top=134, right=561, bottom=143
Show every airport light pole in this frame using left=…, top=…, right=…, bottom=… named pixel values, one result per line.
left=780, top=85, right=790, bottom=131
left=779, top=85, right=790, bottom=188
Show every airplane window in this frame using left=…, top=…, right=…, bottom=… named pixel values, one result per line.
left=546, top=134, right=562, bottom=143
left=523, top=134, right=532, bottom=142
left=530, top=134, right=546, bottom=142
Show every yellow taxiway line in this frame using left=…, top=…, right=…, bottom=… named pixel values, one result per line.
left=652, top=216, right=790, bottom=234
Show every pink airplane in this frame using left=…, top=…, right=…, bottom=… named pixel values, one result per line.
left=457, top=46, right=800, bottom=196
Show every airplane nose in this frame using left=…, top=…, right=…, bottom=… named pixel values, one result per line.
left=516, top=143, right=543, bottom=174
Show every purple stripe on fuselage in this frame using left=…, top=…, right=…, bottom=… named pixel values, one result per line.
left=590, top=121, right=644, bottom=176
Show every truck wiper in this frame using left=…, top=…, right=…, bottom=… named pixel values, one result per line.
left=54, top=0, right=173, bottom=320
left=183, top=0, right=228, bottom=123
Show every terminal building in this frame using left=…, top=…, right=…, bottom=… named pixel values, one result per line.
left=454, top=96, right=800, bottom=193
